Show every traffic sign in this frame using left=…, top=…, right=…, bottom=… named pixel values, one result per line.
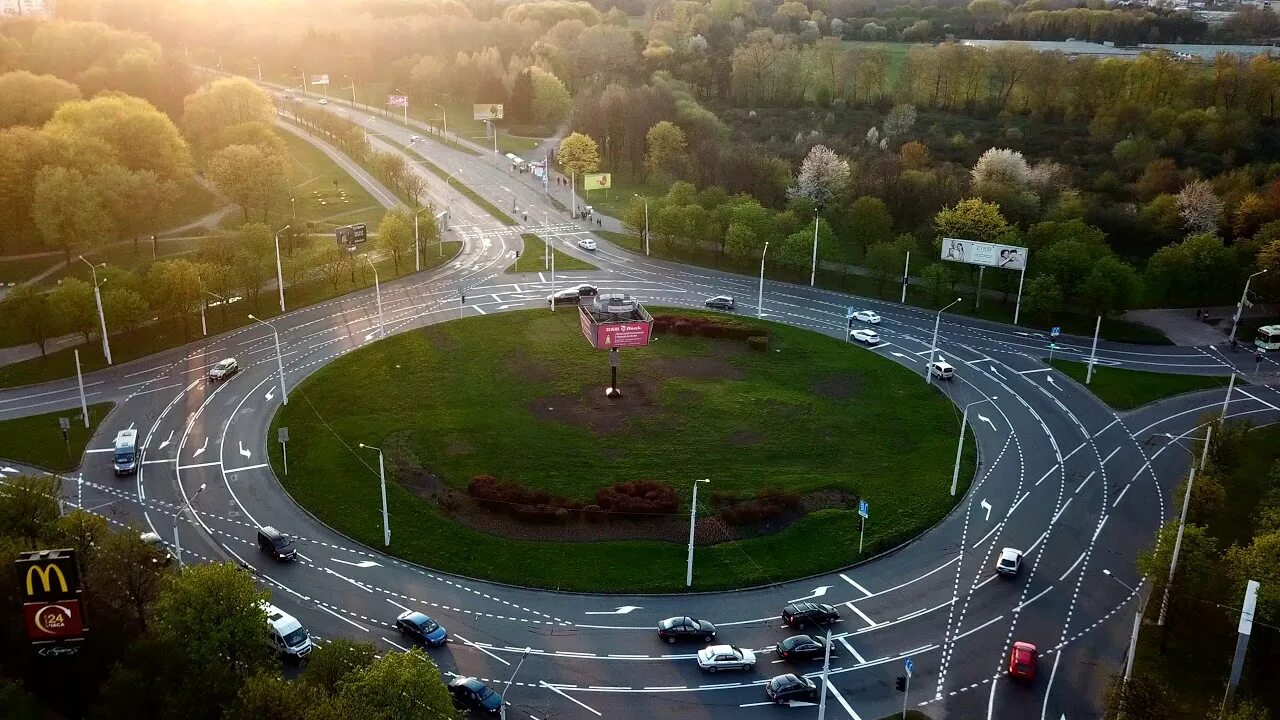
left=904, top=657, right=914, bottom=675
left=1051, top=326, right=1061, bottom=337
left=858, top=499, right=869, bottom=519
left=847, top=306, right=856, bottom=318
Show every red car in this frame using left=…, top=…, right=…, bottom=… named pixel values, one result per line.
left=1009, top=641, right=1038, bottom=680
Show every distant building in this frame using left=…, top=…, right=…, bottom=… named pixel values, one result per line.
left=1, top=0, right=51, bottom=16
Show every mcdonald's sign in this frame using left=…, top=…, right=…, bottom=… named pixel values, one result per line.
left=16, top=548, right=87, bottom=654
left=16, top=549, right=81, bottom=602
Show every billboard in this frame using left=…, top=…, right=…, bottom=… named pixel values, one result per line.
left=309, top=74, right=330, bottom=86
left=387, top=94, right=408, bottom=108
left=18, top=549, right=88, bottom=656
left=584, top=173, right=612, bottom=190
left=940, top=238, right=1027, bottom=270
left=336, top=224, right=368, bottom=247
left=596, top=321, right=653, bottom=348
left=473, top=103, right=504, bottom=120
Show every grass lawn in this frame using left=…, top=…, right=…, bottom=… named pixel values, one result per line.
left=165, top=178, right=221, bottom=229
left=1048, top=359, right=1235, bottom=410
left=271, top=129, right=386, bottom=232
left=506, top=233, right=597, bottom=273
left=268, top=308, right=974, bottom=592
left=584, top=171, right=665, bottom=219
left=0, top=402, right=114, bottom=472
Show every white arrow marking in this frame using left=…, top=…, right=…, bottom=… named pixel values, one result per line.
left=193, top=437, right=209, bottom=456
left=890, top=352, right=909, bottom=359
left=364, top=332, right=377, bottom=342
left=330, top=558, right=381, bottom=568
left=239, top=441, right=251, bottom=460
left=988, top=364, right=1006, bottom=380
left=787, top=585, right=833, bottom=603
left=1, top=466, right=17, bottom=475
left=978, top=413, right=997, bottom=432
left=265, top=387, right=275, bottom=402
left=583, top=606, right=642, bottom=615
left=158, top=430, right=174, bottom=450
left=1046, top=375, right=1060, bottom=389
left=496, top=304, right=523, bottom=310
left=980, top=499, right=993, bottom=521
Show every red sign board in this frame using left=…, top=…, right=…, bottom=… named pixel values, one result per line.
left=24, top=600, right=86, bottom=640
left=597, top=321, right=653, bottom=348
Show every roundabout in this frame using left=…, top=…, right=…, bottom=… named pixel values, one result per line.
left=267, top=308, right=975, bottom=592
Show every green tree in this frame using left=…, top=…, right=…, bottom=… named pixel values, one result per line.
left=921, top=263, right=950, bottom=304
left=556, top=131, right=601, bottom=182
left=725, top=222, right=762, bottom=265
left=1077, top=257, right=1141, bottom=316
left=302, top=639, right=378, bottom=695
left=0, top=70, right=81, bottom=128
left=1020, top=274, right=1063, bottom=324
left=529, top=67, right=572, bottom=125
left=85, top=527, right=170, bottom=634
left=182, top=77, right=275, bottom=151
left=147, top=259, right=203, bottom=336
left=3, top=285, right=58, bottom=357
left=0, top=474, right=60, bottom=541
left=102, top=286, right=149, bottom=336
left=866, top=239, right=906, bottom=296
left=1104, top=672, right=1183, bottom=720
left=45, top=94, right=192, bottom=186
left=208, top=143, right=288, bottom=223
left=53, top=509, right=108, bottom=568
left=50, top=276, right=98, bottom=343
left=933, top=198, right=1010, bottom=245
left=225, top=674, right=326, bottom=720
left=334, top=648, right=457, bottom=720
left=32, top=165, right=112, bottom=264
left=644, top=120, right=690, bottom=183
left=1138, top=522, right=1223, bottom=639
left=838, top=196, right=893, bottom=260
left=1254, top=235, right=1280, bottom=303
left=376, top=210, right=413, bottom=274
left=415, top=207, right=442, bottom=259
left=1225, top=529, right=1280, bottom=625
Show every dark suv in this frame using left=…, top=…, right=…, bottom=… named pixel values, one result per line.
left=781, top=602, right=840, bottom=629
left=257, top=526, right=297, bottom=561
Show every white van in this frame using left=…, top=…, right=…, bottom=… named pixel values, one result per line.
left=928, top=360, right=955, bottom=380
left=262, top=602, right=313, bottom=659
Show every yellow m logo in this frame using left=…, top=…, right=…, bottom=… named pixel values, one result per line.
left=25, top=564, right=68, bottom=596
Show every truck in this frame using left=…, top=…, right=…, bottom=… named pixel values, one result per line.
left=113, top=429, right=138, bottom=476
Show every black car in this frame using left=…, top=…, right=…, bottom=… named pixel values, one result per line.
left=656, top=616, right=716, bottom=643
left=781, top=602, right=840, bottom=629
left=575, top=284, right=599, bottom=297
left=256, top=526, right=297, bottom=561
left=765, top=674, right=818, bottom=704
left=396, top=610, right=448, bottom=646
left=548, top=288, right=584, bottom=305
left=704, top=295, right=735, bottom=311
left=776, top=634, right=835, bottom=662
left=448, top=677, right=503, bottom=715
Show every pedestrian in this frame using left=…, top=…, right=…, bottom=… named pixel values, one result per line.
left=522, top=212, right=528, bottom=222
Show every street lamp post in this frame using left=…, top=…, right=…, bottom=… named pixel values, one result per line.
left=433, top=103, right=447, bottom=140
left=952, top=396, right=997, bottom=495
left=499, top=647, right=532, bottom=720
left=686, top=478, right=710, bottom=587
left=358, top=443, right=391, bottom=546
left=248, top=315, right=288, bottom=406
left=343, top=75, right=356, bottom=107
left=172, top=483, right=207, bottom=568
left=809, top=214, right=820, bottom=287
left=365, top=257, right=384, bottom=338
left=1156, top=427, right=1214, bottom=627
left=926, top=298, right=962, bottom=384
left=816, top=627, right=833, bottom=720
left=202, top=290, right=226, bottom=337
left=253, top=56, right=262, bottom=81
left=1103, top=569, right=1144, bottom=683
left=757, top=242, right=769, bottom=319
left=635, top=193, right=650, bottom=256
left=274, top=225, right=290, bottom=312
left=79, top=256, right=112, bottom=365
left=1229, top=269, right=1267, bottom=347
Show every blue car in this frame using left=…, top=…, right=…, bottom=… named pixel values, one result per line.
left=395, top=610, right=448, bottom=646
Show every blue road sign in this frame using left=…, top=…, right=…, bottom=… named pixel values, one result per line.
left=1051, top=326, right=1061, bottom=337
left=847, top=306, right=856, bottom=318
left=858, top=499, right=869, bottom=519
left=905, top=657, right=914, bottom=675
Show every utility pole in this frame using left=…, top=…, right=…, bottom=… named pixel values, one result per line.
left=1221, top=580, right=1260, bottom=717
left=817, top=628, right=832, bottom=720
left=685, top=479, right=709, bottom=587
left=1086, top=315, right=1102, bottom=384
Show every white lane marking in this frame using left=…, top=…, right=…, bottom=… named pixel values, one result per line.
left=127, top=382, right=185, bottom=397
left=1027, top=530, right=1049, bottom=554
left=1238, top=387, right=1280, bottom=411
left=386, top=598, right=411, bottom=612
left=1101, top=447, right=1120, bottom=465
left=0, top=380, right=105, bottom=406
left=975, top=573, right=999, bottom=590
left=954, top=614, right=1004, bottom=642
left=381, top=636, right=409, bottom=651
left=142, top=458, right=175, bottom=465
left=1017, top=368, right=1053, bottom=375
left=1074, top=471, right=1095, bottom=494
left=846, top=604, right=876, bottom=628
left=319, top=605, right=369, bottom=631
left=981, top=499, right=993, bottom=521
left=839, top=574, right=873, bottom=597
left=238, top=441, right=251, bottom=459
left=1040, top=649, right=1063, bottom=720
left=331, top=558, right=380, bottom=568
left=1092, top=514, right=1109, bottom=542
left=158, top=430, right=174, bottom=450
left=1035, top=466, right=1057, bottom=486
left=836, top=636, right=866, bottom=664
left=788, top=585, right=833, bottom=603
left=1050, top=497, right=1073, bottom=525
left=1014, top=586, right=1053, bottom=613
left=324, top=567, right=373, bottom=593
left=84, top=448, right=115, bottom=454
left=193, top=437, right=209, bottom=456
left=224, top=463, right=268, bottom=473
left=454, top=633, right=511, bottom=666
left=825, top=681, right=863, bottom=720
left=540, top=682, right=602, bottom=716
left=1112, top=484, right=1131, bottom=508
left=1058, top=550, right=1088, bottom=582
left=177, top=461, right=221, bottom=470
left=1006, top=491, right=1029, bottom=517
left=972, top=523, right=1002, bottom=549
left=583, top=605, right=642, bottom=615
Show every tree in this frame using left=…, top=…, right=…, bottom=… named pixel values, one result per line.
left=208, top=143, right=288, bottom=223
left=838, top=196, right=893, bottom=258
left=1232, top=193, right=1270, bottom=240
left=1138, top=522, right=1223, bottom=639
left=921, top=263, right=950, bottom=304
left=225, top=674, right=326, bottom=720
left=1225, top=529, right=1280, bottom=625
left=334, top=648, right=456, bottom=720
left=1177, top=180, right=1224, bottom=235
left=899, top=141, right=930, bottom=170
left=556, top=131, right=600, bottom=182
left=45, top=94, right=192, bottom=186
left=4, top=285, right=57, bottom=357
left=933, top=198, right=1010, bottom=244
left=1104, top=672, right=1182, bottom=720
left=1021, top=275, right=1063, bottom=324
left=866, top=240, right=907, bottom=295
left=147, top=259, right=203, bottom=336
left=882, top=104, right=917, bottom=140
left=788, top=144, right=849, bottom=209
left=318, top=245, right=354, bottom=292
left=376, top=210, right=413, bottom=274
left=972, top=147, right=1030, bottom=190
left=302, top=639, right=378, bottom=695
left=85, top=526, right=169, bottom=634
left=0, top=474, right=60, bottom=541
left=32, top=166, right=112, bottom=264
left=644, top=121, right=690, bottom=183
left=529, top=67, right=572, bottom=125
left=724, top=222, right=762, bottom=265
left=182, top=77, right=275, bottom=151
left=0, top=70, right=81, bottom=128
left=1257, top=235, right=1280, bottom=303
left=102, top=287, right=149, bottom=336
left=1077, top=257, right=1141, bottom=316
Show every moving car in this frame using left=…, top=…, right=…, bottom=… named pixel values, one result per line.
left=656, top=616, right=716, bottom=643
left=113, top=429, right=138, bottom=476
left=765, top=674, right=818, bottom=704
left=696, top=644, right=756, bottom=672
left=317, top=98, right=329, bottom=105
left=262, top=602, right=314, bottom=659
left=257, top=526, right=298, bottom=561
left=396, top=610, right=448, bottom=646
left=996, top=548, right=1023, bottom=577
left=546, top=284, right=599, bottom=305
left=927, top=360, right=955, bottom=380
left=850, top=328, right=881, bottom=345
left=577, top=238, right=598, bottom=251
left=775, top=634, right=834, bottom=662
left=704, top=296, right=735, bottom=311
left=851, top=310, right=881, bottom=324
left=448, top=677, right=503, bottom=715
left=1009, top=641, right=1038, bottom=680
left=410, top=135, right=421, bottom=143
left=781, top=602, right=840, bottom=629
left=208, top=357, right=239, bottom=382
left=139, top=531, right=174, bottom=566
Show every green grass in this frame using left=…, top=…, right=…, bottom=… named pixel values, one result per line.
left=273, top=129, right=386, bottom=231
left=165, top=178, right=222, bottom=230
left=1048, top=359, right=1235, bottom=410
left=582, top=171, right=664, bottom=219
left=268, top=308, right=974, bottom=592
left=0, top=402, right=114, bottom=472
left=506, top=233, right=597, bottom=273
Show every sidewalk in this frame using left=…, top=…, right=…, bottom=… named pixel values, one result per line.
left=1125, top=305, right=1274, bottom=346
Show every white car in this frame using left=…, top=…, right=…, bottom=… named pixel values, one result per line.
left=850, top=329, right=881, bottom=345
left=410, top=135, right=421, bottom=143
left=928, top=360, right=955, bottom=380
left=208, top=357, right=239, bottom=382
left=997, top=548, right=1023, bottom=576
left=851, top=310, right=881, bottom=324
left=577, top=238, right=598, bottom=251
left=317, top=98, right=329, bottom=105
left=696, top=644, right=756, bottom=672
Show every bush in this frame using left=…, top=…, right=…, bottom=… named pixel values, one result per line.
left=467, top=475, right=576, bottom=521
left=595, top=480, right=679, bottom=516
left=718, top=487, right=801, bottom=525
left=747, top=335, right=768, bottom=351
left=674, top=320, right=694, bottom=336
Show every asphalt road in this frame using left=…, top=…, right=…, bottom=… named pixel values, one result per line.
left=2, top=81, right=1279, bottom=720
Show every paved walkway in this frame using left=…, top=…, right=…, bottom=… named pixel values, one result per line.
left=1125, top=305, right=1274, bottom=346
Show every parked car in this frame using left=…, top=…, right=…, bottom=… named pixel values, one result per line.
left=850, top=328, right=881, bottom=345
left=704, top=296, right=735, bottom=311
left=256, top=526, right=297, bottom=561
left=851, top=310, right=881, bottom=324
left=577, top=238, right=598, bottom=251
left=696, top=644, right=756, bottom=672
left=656, top=616, right=716, bottom=643
left=396, top=610, right=448, bottom=646
left=448, top=677, right=503, bottom=715
left=781, top=602, right=840, bottom=629
left=765, top=674, right=818, bottom=704
left=996, top=548, right=1023, bottom=577
left=928, top=361, right=955, bottom=380
left=1008, top=641, right=1038, bottom=680
left=208, top=358, right=239, bottom=382
left=775, top=634, right=834, bottom=662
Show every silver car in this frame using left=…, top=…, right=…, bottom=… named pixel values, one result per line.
left=208, top=358, right=239, bottom=382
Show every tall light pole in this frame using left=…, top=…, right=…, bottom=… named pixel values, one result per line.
left=365, top=257, right=384, bottom=338
left=686, top=478, right=710, bottom=587
left=433, top=103, right=447, bottom=140
left=757, top=242, right=770, bottom=319
left=253, top=56, right=262, bottom=81
left=635, top=193, right=649, bottom=256
left=248, top=315, right=288, bottom=406
left=926, top=298, right=962, bottom=384
left=202, top=290, right=226, bottom=337
left=809, top=214, right=820, bottom=287
left=1103, top=569, right=1144, bottom=683
left=274, top=225, right=290, bottom=313
left=952, top=396, right=996, bottom=495
left=1229, top=269, right=1267, bottom=347
left=79, top=256, right=112, bottom=365
left=499, top=647, right=532, bottom=720
left=816, top=627, right=833, bottom=720
left=1157, top=428, right=1214, bottom=627
left=172, top=483, right=207, bottom=568
left=358, top=443, right=391, bottom=546
left=343, top=74, right=356, bottom=107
